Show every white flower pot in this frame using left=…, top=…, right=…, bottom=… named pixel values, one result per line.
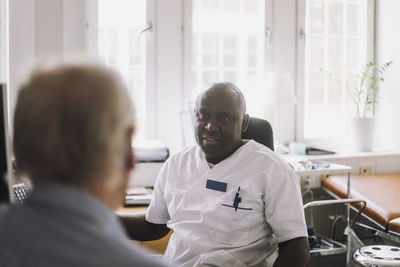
left=351, top=117, right=376, bottom=151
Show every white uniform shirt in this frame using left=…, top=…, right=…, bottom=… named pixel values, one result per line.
left=146, top=140, right=307, bottom=267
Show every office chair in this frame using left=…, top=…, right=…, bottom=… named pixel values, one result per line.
left=241, top=117, right=274, bottom=151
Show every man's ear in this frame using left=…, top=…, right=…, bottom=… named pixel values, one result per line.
left=125, top=127, right=135, bottom=170
left=241, top=114, right=249, bottom=133
left=126, top=147, right=135, bottom=170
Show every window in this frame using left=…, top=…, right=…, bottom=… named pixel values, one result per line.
left=93, top=0, right=154, bottom=141
left=298, top=0, right=372, bottom=143
left=187, top=0, right=268, bottom=117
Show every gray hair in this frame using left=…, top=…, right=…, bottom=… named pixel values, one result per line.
left=13, top=64, right=135, bottom=185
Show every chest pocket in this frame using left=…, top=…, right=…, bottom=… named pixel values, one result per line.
left=165, top=190, right=204, bottom=224
left=209, top=192, right=257, bottom=246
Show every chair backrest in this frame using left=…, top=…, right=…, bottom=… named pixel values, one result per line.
left=241, top=117, right=274, bottom=151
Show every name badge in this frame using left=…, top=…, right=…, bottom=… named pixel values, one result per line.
left=206, top=179, right=227, bottom=192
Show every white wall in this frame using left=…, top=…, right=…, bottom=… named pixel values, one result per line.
left=35, top=0, right=86, bottom=59
left=375, top=0, right=400, bottom=150
left=63, top=0, right=86, bottom=55
left=9, top=0, right=35, bottom=122
left=8, top=0, right=86, bottom=120
left=35, top=0, right=63, bottom=59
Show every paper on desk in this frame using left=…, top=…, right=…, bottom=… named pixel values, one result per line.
left=288, top=160, right=330, bottom=171
left=126, top=187, right=151, bottom=195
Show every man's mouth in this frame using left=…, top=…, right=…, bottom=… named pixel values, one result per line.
left=203, top=135, right=220, bottom=143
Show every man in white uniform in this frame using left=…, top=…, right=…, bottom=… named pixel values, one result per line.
left=120, top=83, right=309, bottom=266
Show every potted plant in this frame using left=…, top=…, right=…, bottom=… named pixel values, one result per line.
left=350, top=61, right=393, bottom=151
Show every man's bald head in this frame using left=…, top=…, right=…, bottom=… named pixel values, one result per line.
left=196, top=82, right=247, bottom=116
left=194, top=82, right=249, bottom=164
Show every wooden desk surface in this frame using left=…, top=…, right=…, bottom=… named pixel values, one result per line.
left=116, top=205, right=171, bottom=254
left=117, top=205, right=148, bottom=214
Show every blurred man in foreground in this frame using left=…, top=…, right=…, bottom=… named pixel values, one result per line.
left=0, top=63, right=169, bottom=267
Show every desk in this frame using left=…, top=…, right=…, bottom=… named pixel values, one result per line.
left=117, top=206, right=171, bottom=254
left=289, top=160, right=352, bottom=189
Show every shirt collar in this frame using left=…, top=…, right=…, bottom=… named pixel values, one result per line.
left=200, top=139, right=253, bottom=166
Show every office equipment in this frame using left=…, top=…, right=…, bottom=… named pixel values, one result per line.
left=125, top=186, right=153, bottom=206
left=125, top=194, right=152, bottom=206
left=13, top=182, right=30, bottom=203
left=126, top=140, right=168, bottom=204
left=0, top=83, right=12, bottom=203
left=288, top=142, right=335, bottom=155
left=133, top=140, right=169, bottom=162
left=128, top=162, right=164, bottom=187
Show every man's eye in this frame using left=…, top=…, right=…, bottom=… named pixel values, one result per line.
left=219, top=115, right=230, bottom=122
left=197, top=113, right=208, bottom=120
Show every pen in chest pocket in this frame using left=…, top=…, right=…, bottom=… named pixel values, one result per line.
left=221, top=186, right=253, bottom=211
left=233, top=186, right=241, bottom=211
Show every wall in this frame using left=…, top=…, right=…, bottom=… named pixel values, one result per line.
left=35, top=0, right=63, bottom=59
left=8, top=0, right=86, bottom=121
left=63, top=0, right=86, bottom=55
left=375, top=0, right=400, bottom=151
left=9, top=0, right=35, bottom=120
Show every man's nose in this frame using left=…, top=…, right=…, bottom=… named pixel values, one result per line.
left=205, top=119, right=219, bottom=131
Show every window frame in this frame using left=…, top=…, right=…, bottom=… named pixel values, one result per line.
left=296, top=0, right=375, bottom=148
left=0, top=0, right=8, bottom=83
left=182, top=0, right=273, bottom=114
left=85, top=0, right=157, bottom=139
